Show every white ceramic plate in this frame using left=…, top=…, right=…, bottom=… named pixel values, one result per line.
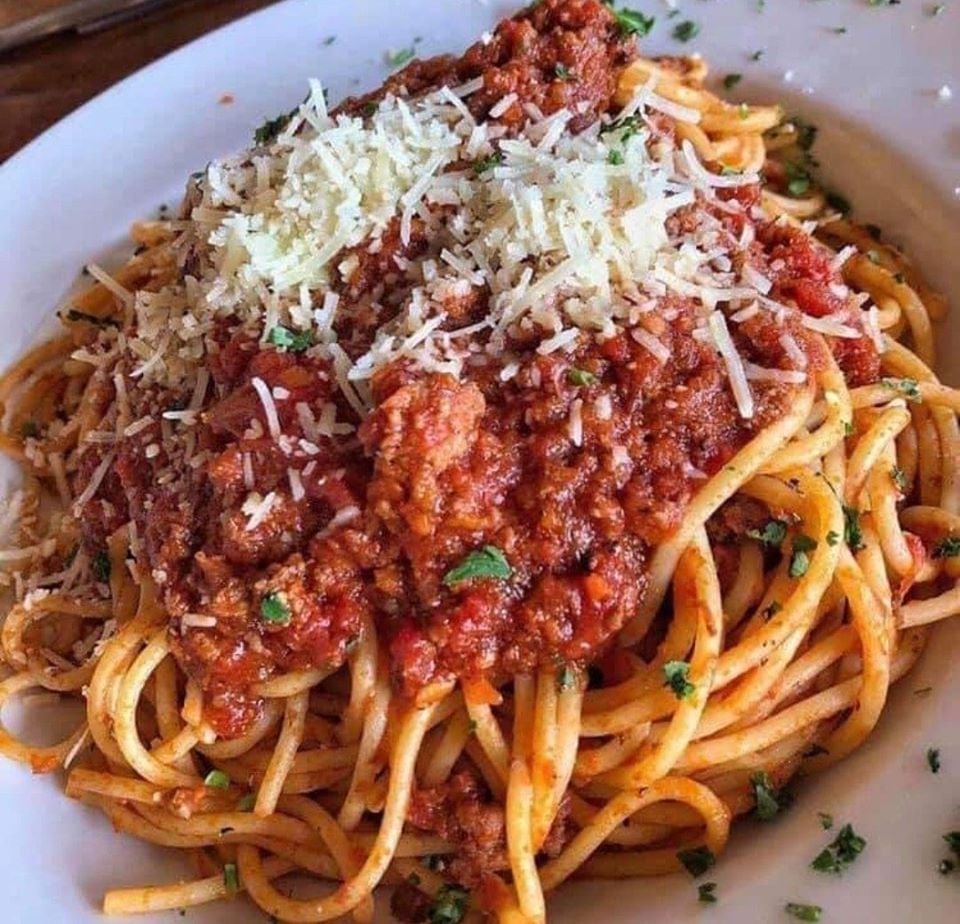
left=0, top=1, right=958, bottom=921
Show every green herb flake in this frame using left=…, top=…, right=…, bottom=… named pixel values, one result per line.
left=747, top=519, right=788, bottom=548
left=386, top=47, right=416, bottom=68
left=946, top=831, right=960, bottom=856
left=914, top=686, right=933, bottom=696
left=763, top=601, right=783, bottom=620
left=738, top=102, right=750, bottom=121
left=254, top=108, right=297, bottom=146
left=750, top=771, right=789, bottom=821
left=926, top=747, right=941, bottom=773
left=19, top=420, right=39, bottom=439
left=92, top=550, right=111, bottom=583
left=880, top=376, right=921, bottom=403
left=554, top=63, right=574, bottom=81
left=323, top=35, right=336, bottom=46
left=443, top=545, right=512, bottom=587
left=890, top=466, right=907, bottom=491
left=723, top=73, right=743, bottom=90
left=672, top=20, right=700, bottom=42
left=933, top=536, right=960, bottom=558
left=832, top=26, right=848, bottom=34
left=843, top=419, right=855, bottom=437
left=428, top=884, right=469, bottom=924
left=223, top=862, right=239, bottom=893
left=568, top=368, right=599, bottom=386
left=750, top=49, right=765, bottom=61
left=818, top=812, right=834, bottom=830
left=826, top=530, right=840, bottom=547
left=931, top=4, right=946, bottom=15
left=260, top=591, right=291, bottom=625
left=473, top=152, right=503, bottom=175
left=677, top=846, right=715, bottom=878
left=408, top=872, right=422, bottom=886
left=607, top=148, right=625, bottom=165
left=204, top=769, right=231, bottom=790
left=841, top=506, right=864, bottom=552
left=698, top=881, right=718, bottom=903
left=237, top=793, right=256, bottom=812
left=789, top=535, right=817, bottom=579
left=267, top=325, right=313, bottom=352
left=785, top=904, right=822, bottom=922
left=663, top=660, right=696, bottom=701
left=939, top=858, right=956, bottom=875
left=610, top=7, right=656, bottom=38
left=810, top=822, right=867, bottom=874
left=557, top=665, right=577, bottom=691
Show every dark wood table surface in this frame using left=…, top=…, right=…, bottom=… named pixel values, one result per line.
left=0, top=0, right=279, bottom=162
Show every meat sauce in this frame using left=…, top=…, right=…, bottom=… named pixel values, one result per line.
left=77, top=0, right=878, bottom=739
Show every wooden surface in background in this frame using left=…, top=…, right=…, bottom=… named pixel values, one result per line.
left=0, top=0, right=277, bottom=161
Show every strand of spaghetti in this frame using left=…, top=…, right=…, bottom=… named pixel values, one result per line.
left=506, top=758, right=545, bottom=923
left=237, top=693, right=447, bottom=922
left=280, top=795, right=375, bottom=924
left=251, top=667, right=338, bottom=698
left=804, top=547, right=892, bottom=771
left=722, top=541, right=765, bottom=630
left=421, top=707, right=474, bottom=786
left=620, top=381, right=815, bottom=645
left=583, top=468, right=841, bottom=736
left=762, top=361, right=850, bottom=474
left=868, top=444, right=915, bottom=576
left=900, top=505, right=960, bottom=580
left=898, top=583, right=960, bottom=628
left=113, top=628, right=199, bottom=787
left=0, top=671, right=88, bottom=771
left=198, top=698, right=284, bottom=759
left=254, top=689, right=309, bottom=816
left=340, top=616, right=377, bottom=745
left=464, top=691, right=511, bottom=787
left=338, top=668, right=392, bottom=829
left=104, top=855, right=297, bottom=915
left=512, top=674, right=535, bottom=762
left=573, top=721, right=651, bottom=781
left=539, top=777, right=730, bottom=890
left=529, top=668, right=559, bottom=849
left=600, top=529, right=722, bottom=788
left=844, top=405, right=911, bottom=504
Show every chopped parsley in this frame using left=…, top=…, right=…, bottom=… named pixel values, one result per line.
left=890, top=466, right=907, bottom=491
left=785, top=904, right=822, bottom=922
left=607, top=148, right=625, bottom=165
left=750, top=49, right=765, bottom=61
left=677, top=846, right=715, bottom=878
left=554, top=63, right=574, bottom=81
left=236, top=793, right=256, bottom=811
left=747, top=519, right=788, bottom=548
left=793, top=118, right=818, bottom=152
left=267, top=325, right=312, bottom=352
left=914, top=686, right=933, bottom=696
left=826, top=530, right=840, bottom=547
left=697, top=881, right=717, bottom=903
left=723, top=73, right=743, bottom=90
left=926, top=747, right=941, bottom=773
left=789, top=535, right=817, bottom=579
left=832, top=26, right=848, bottom=34
left=254, top=109, right=296, bottom=145
left=568, top=368, right=599, bottom=386
left=942, top=832, right=960, bottom=873
left=843, top=419, right=855, bottom=437
left=204, top=769, right=231, bottom=789
left=428, top=884, right=469, bottom=924
left=738, top=102, right=750, bottom=121
left=843, top=506, right=865, bottom=552
left=784, top=160, right=812, bottom=198
left=19, top=420, right=39, bottom=439
left=810, top=822, right=867, bottom=874
left=763, top=601, right=783, bottom=620
left=931, top=3, right=946, bottom=15
left=600, top=113, right=642, bottom=140
left=880, top=377, right=921, bottom=402
left=663, top=660, right=696, bottom=700
left=818, top=812, right=834, bottom=830
left=260, top=592, right=291, bottom=625
left=473, top=152, right=503, bottom=175
left=557, top=665, right=577, bottom=691
left=323, top=35, right=336, bottom=46
left=868, top=0, right=902, bottom=5
left=222, top=862, right=239, bottom=893
left=607, top=6, right=656, bottom=38
left=92, top=550, right=111, bottom=583
left=750, top=771, right=786, bottom=821
left=672, top=19, right=700, bottom=42
left=933, top=536, right=960, bottom=558
left=386, top=47, right=416, bottom=68
left=443, top=546, right=512, bottom=587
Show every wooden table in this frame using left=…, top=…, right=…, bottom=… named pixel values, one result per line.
left=0, top=0, right=278, bottom=162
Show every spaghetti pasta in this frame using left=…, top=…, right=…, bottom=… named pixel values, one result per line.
left=0, top=2, right=958, bottom=922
